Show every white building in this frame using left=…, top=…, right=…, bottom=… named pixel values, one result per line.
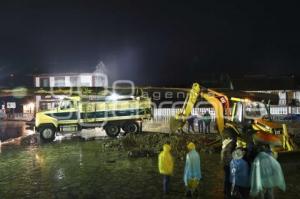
left=35, top=72, right=108, bottom=88
left=34, top=70, right=108, bottom=111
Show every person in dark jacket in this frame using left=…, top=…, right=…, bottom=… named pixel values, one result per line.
left=203, top=111, right=212, bottom=133
left=197, top=112, right=204, bottom=133
left=221, top=138, right=237, bottom=199
left=187, top=114, right=196, bottom=133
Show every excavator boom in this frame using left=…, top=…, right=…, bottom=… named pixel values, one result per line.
left=169, top=83, right=298, bottom=155
left=170, top=83, right=228, bottom=134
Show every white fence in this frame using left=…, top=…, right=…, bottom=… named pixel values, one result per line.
left=153, top=107, right=216, bottom=122
left=152, top=106, right=300, bottom=122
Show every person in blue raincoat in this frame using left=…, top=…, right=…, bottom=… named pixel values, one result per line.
left=230, top=148, right=250, bottom=199
left=250, top=151, right=286, bottom=199
left=184, top=142, right=202, bottom=197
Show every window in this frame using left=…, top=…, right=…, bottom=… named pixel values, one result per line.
left=244, top=102, right=268, bottom=119
left=80, top=75, right=91, bottom=87
left=233, top=102, right=243, bottom=123
left=40, top=78, right=50, bottom=87
left=54, top=77, right=65, bottom=87
left=39, top=101, right=58, bottom=111
left=60, top=100, right=74, bottom=110
left=93, top=75, right=107, bottom=87
left=70, top=76, right=79, bottom=87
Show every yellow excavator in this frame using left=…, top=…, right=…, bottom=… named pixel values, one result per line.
left=170, top=83, right=297, bottom=153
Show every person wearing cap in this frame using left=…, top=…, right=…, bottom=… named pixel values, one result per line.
left=158, top=144, right=174, bottom=194
left=230, top=148, right=250, bottom=199
left=184, top=142, right=202, bottom=197
left=221, top=138, right=237, bottom=199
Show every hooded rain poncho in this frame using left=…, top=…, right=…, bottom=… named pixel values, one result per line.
left=184, top=149, right=202, bottom=186
left=250, top=152, right=286, bottom=196
left=158, top=144, right=174, bottom=175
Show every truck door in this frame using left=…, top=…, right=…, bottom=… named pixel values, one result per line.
left=57, top=100, right=78, bottom=124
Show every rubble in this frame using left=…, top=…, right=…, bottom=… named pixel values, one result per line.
left=102, top=132, right=221, bottom=159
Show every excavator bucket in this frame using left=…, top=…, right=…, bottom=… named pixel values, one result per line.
left=276, top=124, right=300, bottom=163
left=253, top=131, right=282, bottom=146
left=252, top=124, right=300, bottom=163
left=169, top=116, right=185, bottom=133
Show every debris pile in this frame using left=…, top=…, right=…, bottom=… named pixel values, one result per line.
left=102, top=132, right=221, bottom=159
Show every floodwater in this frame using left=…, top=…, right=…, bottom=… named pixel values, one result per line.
left=0, top=139, right=299, bottom=199
left=0, top=121, right=33, bottom=142
left=0, top=139, right=223, bottom=199
left=0, top=120, right=299, bottom=198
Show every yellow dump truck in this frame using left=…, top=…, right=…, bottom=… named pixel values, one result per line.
left=35, top=95, right=152, bottom=142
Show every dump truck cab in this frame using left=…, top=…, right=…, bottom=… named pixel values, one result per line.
left=35, top=94, right=152, bottom=142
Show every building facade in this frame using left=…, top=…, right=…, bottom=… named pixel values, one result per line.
left=34, top=71, right=108, bottom=111
left=35, top=73, right=108, bottom=88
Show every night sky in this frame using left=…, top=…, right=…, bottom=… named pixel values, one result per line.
left=1, top=1, right=300, bottom=86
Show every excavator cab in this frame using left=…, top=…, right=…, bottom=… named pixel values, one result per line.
left=220, top=96, right=296, bottom=153
left=229, top=98, right=270, bottom=134
left=231, top=99, right=268, bottom=123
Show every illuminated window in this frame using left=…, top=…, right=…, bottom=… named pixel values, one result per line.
left=54, top=77, right=65, bottom=87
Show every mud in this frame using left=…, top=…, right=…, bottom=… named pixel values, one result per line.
left=0, top=132, right=299, bottom=198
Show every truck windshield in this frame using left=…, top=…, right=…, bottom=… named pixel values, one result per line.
left=244, top=101, right=268, bottom=119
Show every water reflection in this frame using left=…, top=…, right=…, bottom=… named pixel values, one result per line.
left=55, top=168, right=65, bottom=181
left=0, top=121, right=33, bottom=142
left=0, top=138, right=299, bottom=198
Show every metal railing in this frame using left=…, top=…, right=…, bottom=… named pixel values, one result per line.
left=7, top=106, right=300, bottom=122
left=152, top=106, right=300, bottom=122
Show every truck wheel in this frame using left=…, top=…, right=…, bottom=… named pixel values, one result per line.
left=123, top=122, right=139, bottom=134
left=39, top=125, right=56, bottom=142
left=105, top=124, right=120, bottom=137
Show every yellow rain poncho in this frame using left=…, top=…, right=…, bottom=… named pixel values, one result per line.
left=158, top=144, right=174, bottom=175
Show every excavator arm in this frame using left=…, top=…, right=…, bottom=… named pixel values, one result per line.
left=170, top=83, right=200, bottom=132
left=200, top=92, right=225, bottom=133
left=170, top=83, right=228, bottom=134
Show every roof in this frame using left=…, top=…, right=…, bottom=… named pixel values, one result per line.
left=215, top=89, right=279, bottom=105
left=231, top=75, right=298, bottom=90
left=34, top=72, right=101, bottom=78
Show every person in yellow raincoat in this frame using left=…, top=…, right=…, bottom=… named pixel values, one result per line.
left=158, top=144, right=174, bottom=194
